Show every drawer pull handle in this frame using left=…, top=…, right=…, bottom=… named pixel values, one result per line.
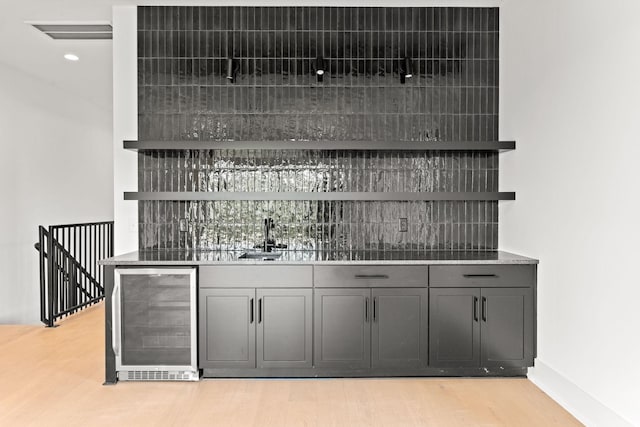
left=250, top=298, right=254, bottom=324
left=473, top=296, right=479, bottom=322
left=355, top=274, right=389, bottom=279
left=365, top=297, right=369, bottom=322
left=463, top=274, right=498, bottom=278
left=111, top=281, right=121, bottom=357
left=482, top=296, right=488, bottom=322
left=258, top=298, right=263, bottom=324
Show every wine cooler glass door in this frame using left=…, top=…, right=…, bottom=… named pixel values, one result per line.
left=114, top=268, right=196, bottom=371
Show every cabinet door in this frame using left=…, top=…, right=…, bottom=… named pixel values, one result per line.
left=429, top=288, right=480, bottom=368
left=314, top=288, right=371, bottom=369
left=480, top=288, right=534, bottom=367
left=257, top=289, right=312, bottom=368
left=371, top=288, right=428, bottom=369
left=199, top=288, right=255, bottom=369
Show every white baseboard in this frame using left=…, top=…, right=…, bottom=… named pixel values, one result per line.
left=528, top=361, right=632, bottom=427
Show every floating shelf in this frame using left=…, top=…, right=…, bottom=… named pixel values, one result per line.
left=124, top=140, right=515, bottom=152
left=124, top=192, right=516, bottom=202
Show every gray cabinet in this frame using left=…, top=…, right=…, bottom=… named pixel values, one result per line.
left=314, top=287, right=428, bottom=370
left=314, top=288, right=371, bottom=369
left=371, top=288, right=428, bottom=369
left=199, top=288, right=256, bottom=369
left=429, top=288, right=480, bottom=368
left=199, top=288, right=312, bottom=369
left=257, top=288, right=312, bottom=368
left=480, top=288, right=534, bottom=368
left=314, top=266, right=428, bottom=288
left=429, top=287, right=533, bottom=368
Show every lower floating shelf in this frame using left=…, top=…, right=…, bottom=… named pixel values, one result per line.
left=124, top=140, right=516, bottom=152
left=124, top=192, right=516, bottom=201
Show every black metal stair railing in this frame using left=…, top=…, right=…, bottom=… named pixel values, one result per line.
left=35, top=221, right=114, bottom=327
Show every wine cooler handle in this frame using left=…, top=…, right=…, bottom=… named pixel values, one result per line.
left=111, top=281, right=121, bottom=357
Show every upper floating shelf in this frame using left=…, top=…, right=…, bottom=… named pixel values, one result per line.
left=124, top=140, right=516, bottom=152
left=124, top=192, right=516, bottom=202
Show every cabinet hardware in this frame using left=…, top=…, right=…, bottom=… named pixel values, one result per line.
left=111, top=281, right=121, bottom=356
left=463, top=274, right=498, bottom=278
left=355, top=274, right=389, bottom=279
left=258, top=298, right=263, bottom=323
left=365, top=297, right=369, bottom=322
left=473, top=296, right=479, bottom=322
left=373, top=297, right=377, bottom=322
left=250, top=298, right=254, bottom=324
left=482, top=296, right=487, bottom=321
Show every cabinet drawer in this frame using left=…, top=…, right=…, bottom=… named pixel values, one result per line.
left=429, top=265, right=535, bottom=287
left=199, top=265, right=312, bottom=288
left=314, top=265, right=428, bottom=288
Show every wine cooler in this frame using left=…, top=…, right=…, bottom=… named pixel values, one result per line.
left=113, top=268, right=198, bottom=381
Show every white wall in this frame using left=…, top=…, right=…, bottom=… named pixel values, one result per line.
left=0, top=62, right=113, bottom=324
left=500, top=0, right=640, bottom=425
left=113, top=6, right=138, bottom=255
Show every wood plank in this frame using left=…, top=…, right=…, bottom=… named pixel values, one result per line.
left=0, top=303, right=581, bottom=427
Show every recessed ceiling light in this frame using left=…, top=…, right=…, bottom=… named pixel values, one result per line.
left=64, top=53, right=79, bottom=61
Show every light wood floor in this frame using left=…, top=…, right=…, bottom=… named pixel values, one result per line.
left=0, top=303, right=581, bottom=427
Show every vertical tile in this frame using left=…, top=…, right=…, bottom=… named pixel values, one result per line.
left=137, top=6, right=499, bottom=251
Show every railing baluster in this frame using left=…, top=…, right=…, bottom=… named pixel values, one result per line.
left=60, top=247, right=64, bottom=317
left=90, top=225, right=94, bottom=301
left=56, top=245, right=61, bottom=319
left=84, top=225, right=88, bottom=302
left=85, top=225, right=90, bottom=302
left=101, top=224, right=105, bottom=298
left=56, top=227, right=61, bottom=320
left=67, top=255, right=72, bottom=310
left=89, top=225, right=97, bottom=304
left=99, top=224, right=103, bottom=303
left=97, top=225, right=100, bottom=301
left=47, top=226, right=55, bottom=327
left=95, top=224, right=98, bottom=303
left=63, top=233, right=67, bottom=317
left=62, top=227, right=66, bottom=315
left=74, top=225, right=80, bottom=306
left=38, top=227, right=47, bottom=325
left=93, top=224, right=96, bottom=304
left=59, top=236, right=63, bottom=318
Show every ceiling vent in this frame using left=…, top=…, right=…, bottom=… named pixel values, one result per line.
left=28, top=22, right=112, bottom=40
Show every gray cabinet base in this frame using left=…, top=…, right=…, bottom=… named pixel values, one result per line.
left=202, top=367, right=528, bottom=378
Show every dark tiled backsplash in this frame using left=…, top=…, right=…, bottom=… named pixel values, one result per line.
left=138, top=6, right=498, bottom=142
left=137, top=6, right=498, bottom=32
left=138, top=84, right=498, bottom=141
left=139, top=200, right=497, bottom=252
left=138, top=149, right=497, bottom=193
left=137, top=6, right=499, bottom=251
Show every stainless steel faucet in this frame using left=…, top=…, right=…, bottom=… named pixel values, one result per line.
left=263, top=217, right=274, bottom=252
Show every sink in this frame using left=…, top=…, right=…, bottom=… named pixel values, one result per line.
left=239, top=251, right=283, bottom=260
